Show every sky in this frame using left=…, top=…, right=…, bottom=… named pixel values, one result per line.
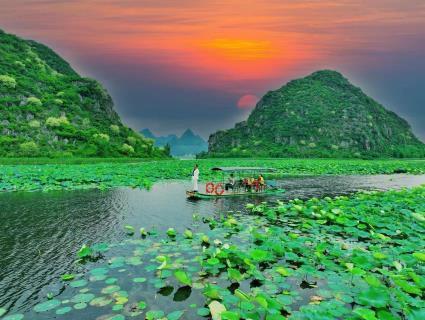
left=0, top=0, right=424, bottom=140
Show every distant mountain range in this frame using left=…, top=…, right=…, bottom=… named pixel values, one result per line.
left=140, top=128, right=208, bottom=157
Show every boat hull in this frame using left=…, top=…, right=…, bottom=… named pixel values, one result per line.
left=186, top=188, right=285, bottom=200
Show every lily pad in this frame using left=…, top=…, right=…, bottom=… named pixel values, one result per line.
left=89, top=296, right=113, bottom=307
left=69, top=279, right=88, bottom=288
left=34, top=299, right=61, bottom=312
left=55, top=306, right=72, bottom=315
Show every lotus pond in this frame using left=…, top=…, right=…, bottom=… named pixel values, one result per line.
left=1, top=158, right=425, bottom=192
left=0, top=174, right=424, bottom=320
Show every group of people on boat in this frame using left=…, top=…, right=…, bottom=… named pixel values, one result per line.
left=192, top=164, right=267, bottom=194
left=225, top=173, right=266, bottom=192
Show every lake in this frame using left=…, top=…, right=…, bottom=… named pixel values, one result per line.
left=0, top=174, right=424, bottom=318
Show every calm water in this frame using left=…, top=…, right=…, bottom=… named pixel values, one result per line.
left=0, top=174, right=424, bottom=315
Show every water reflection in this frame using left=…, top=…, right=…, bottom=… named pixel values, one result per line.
left=0, top=174, right=424, bottom=313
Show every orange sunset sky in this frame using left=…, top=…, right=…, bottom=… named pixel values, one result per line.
left=0, top=0, right=424, bottom=139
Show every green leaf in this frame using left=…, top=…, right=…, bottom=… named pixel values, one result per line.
left=221, top=311, right=240, bottom=320
left=376, top=310, right=398, bottom=320
left=174, top=270, right=192, bottom=286
left=197, top=307, right=210, bottom=316
left=2, top=314, right=24, bottom=320
left=412, top=252, right=425, bottom=262
left=183, top=229, right=193, bottom=239
left=124, top=225, right=135, bottom=235
left=167, top=310, right=185, bottom=320
left=146, top=310, right=165, bottom=320
left=393, top=279, right=421, bottom=295
left=249, top=249, right=269, bottom=262
left=77, top=244, right=92, bottom=258
left=167, top=228, right=176, bottom=237
left=358, top=287, right=390, bottom=308
left=133, top=277, right=147, bottom=283
left=33, top=299, right=61, bottom=312
left=61, top=273, right=75, bottom=281
left=354, top=307, right=377, bottom=320
left=203, top=284, right=222, bottom=299
left=234, top=289, right=250, bottom=301
left=276, top=266, right=292, bottom=277
left=201, top=235, right=210, bottom=244
left=364, top=275, right=382, bottom=287
left=227, top=268, right=244, bottom=282
left=207, top=257, right=220, bottom=265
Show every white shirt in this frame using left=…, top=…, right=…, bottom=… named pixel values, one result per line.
left=193, top=168, right=199, bottom=180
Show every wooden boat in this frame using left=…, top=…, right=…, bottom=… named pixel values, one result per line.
left=186, top=188, right=285, bottom=200
left=186, top=167, right=285, bottom=200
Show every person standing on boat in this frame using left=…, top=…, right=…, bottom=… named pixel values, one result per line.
left=192, top=164, right=199, bottom=192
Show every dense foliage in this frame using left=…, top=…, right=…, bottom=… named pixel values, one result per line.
left=0, top=29, right=168, bottom=158
left=4, top=186, right=423, bottom=319
left=207, top=70, right=425, bottom=158
left=1, top=158, right=424, bottom=192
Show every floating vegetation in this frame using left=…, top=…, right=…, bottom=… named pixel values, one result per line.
left=4, top=186, right=424, bottom=319
left=1, top=158, right=424, bottom=192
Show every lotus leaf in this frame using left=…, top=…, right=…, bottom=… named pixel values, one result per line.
left=3, top=315, right=24, bottom=320
left=89, top=296, right=113, bottom=307
left=33, top=299, right=61, bottom=312
left=358, top=287, right=390, bottom=308
left=174, top=270, right=192, bottom=286
left=55, top=306, right=72, bottom=315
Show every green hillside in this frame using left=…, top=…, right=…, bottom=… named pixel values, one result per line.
left=207, top=70, right=425, bottom=158
left=0, top=29, right=167, bottom=158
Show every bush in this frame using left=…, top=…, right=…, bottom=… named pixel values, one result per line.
left=53, top=99, right=63, bottom=105
left=110, top=125, right=120, bottom=134
left=127, top=136, right=138, bottom=146
left=93, top=133, right=110, bottom=143
left=27, top=97, right=42, bottom=107
left=121, top=143, right=135, bottom=154
left=0, top=75, right=17, bottom=88
left=46, top=116, right=69, bottom=127
left=14, top=60, right=25, bottom=68
left=28, top=120, right=41, bottom=128
left=19, top=141, right=39, bottom=156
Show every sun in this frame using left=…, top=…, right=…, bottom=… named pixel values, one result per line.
left=200, top=38, right=275, bottom=61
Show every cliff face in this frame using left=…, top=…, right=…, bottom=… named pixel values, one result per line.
left=0, top=29, right=167, bottom=157
left=208, top=70, right=425, bottom=158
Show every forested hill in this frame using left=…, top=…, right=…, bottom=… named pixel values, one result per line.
left=0, top=29, right=168, bottom=157
left=207, top=70, right=425, bottom=158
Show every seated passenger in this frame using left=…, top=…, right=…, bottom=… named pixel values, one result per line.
left=258, top=174, right=265, bottom=191
left=247, top=177, right=254, bottom=191
left=242, top=178, right=249, bottom=191
left=225, top=173, right=236, bottom=191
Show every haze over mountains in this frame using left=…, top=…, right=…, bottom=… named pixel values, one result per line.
left=207, top=70, right=425, bottom=158
left=141, top=128, right=208, bottom=157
